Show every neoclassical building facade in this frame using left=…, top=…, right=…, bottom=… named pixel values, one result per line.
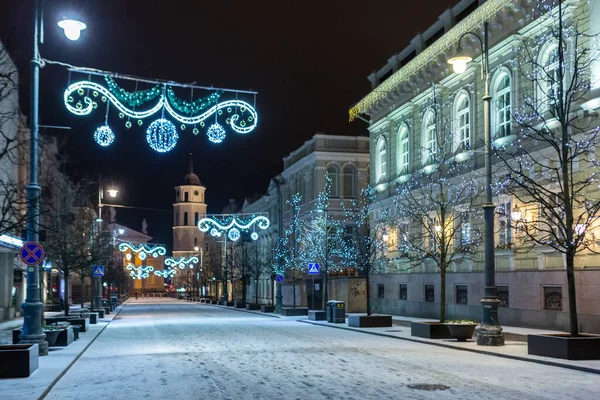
left=353, top=0, right=600, bottom=331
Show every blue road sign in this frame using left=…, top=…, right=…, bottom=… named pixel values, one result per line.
left=93, top=265, right=105, bottom=277
left=20, top=242, right=44, bottom=266
left=308, top=263, right=320, bottom=275
left=275, top=275, right=284, bottom=283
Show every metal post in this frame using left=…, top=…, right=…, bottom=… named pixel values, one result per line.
left=323, top=210, right=328, bottom=310
left=273, top=176, right=284, bottom=312
left=19, top=0, right=48, bottom=356
left=221, top=235, right=228, bottom=303
left=477, top=22, right=504, bottom=346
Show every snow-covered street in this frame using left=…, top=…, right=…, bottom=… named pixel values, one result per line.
left=40, top=298, right=599, bottom=400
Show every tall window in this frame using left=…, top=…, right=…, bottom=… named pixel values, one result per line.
left=184, top=192, right=189, bottom=202
left=459, top=213, right=471, bottom=247
left=342, top=165, right=356, bottom=198
left=428, top=216, right=439, bottom=253
left=538, top=42, right=565, bottom=112
left=455, top=94, right=470, bottom=151
left=327, top=166, right=339, bottom=197
left=183, top=212, right=188, bottom=226
left=497, top=200, right=512, bottom=246
left=422, top=110, right=436, bottom=165
left=397, top=125, right=409, bottom=174
left=494, top=72, right=511, bottom=138
left=376, top=138, right=387, bottom=182
left=195, top=212, right=199, bottom=225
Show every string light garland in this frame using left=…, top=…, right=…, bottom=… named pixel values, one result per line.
left=146, top=118, right=178, bottom=153
left=198, top=214, right=270, bottom=241
left=164, top=256, right=199, bottom=269
left=167, top=87, right=222, bottom=115
left=118, top=242, right=167, bottom=259
left=105, top=76, right=161, bottom=107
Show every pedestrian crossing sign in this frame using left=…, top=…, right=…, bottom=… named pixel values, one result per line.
left=93, top=265, right=105, bottom=277
left=307, top=263, right=320, bottom=274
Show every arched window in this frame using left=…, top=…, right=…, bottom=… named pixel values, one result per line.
left=422, top=110, right=436, bottom=165
left=454, top=93, right=470, bottom=151
left=376, top=138, right=387, bottom=182
left=538, top=41, right=567, bottom=112
left=493, top=71, right=512, bottom=138
left=342, top=165, right=356, bottom=198
left=183, top=212, right=188, bottom=226
left=327, top=165, right=339, bottom=197
left=397, top=125, right=409, bottom=174
left=195, top=212, right=199, bottom=225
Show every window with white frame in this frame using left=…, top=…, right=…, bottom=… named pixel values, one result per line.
left=455, top=94, right=470, bottom=151
left=398, top=221, right=410, bottom=257
left=342, top=165, right=356, bottom=198
left=397, top=125, right=410, bottom=174
left=376, top=138, right=387, bottom=182
left=422, top=110, right=436, bottom=165
left=459, top=213, right=471, bottom=247
left=327, top=165, right=339, bottom=197
left=538, top=41, right=566, bottom=112
left=497, top=200, right=513, bottom=247
left=494, top=72, right=512, bottom=138
left=428, top=216, right=439, bottom=253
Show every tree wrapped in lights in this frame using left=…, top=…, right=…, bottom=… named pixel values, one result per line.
left=392, top=98, right=484, bottom=322
left=248, top=239, right=270, bottom=305
left=341, top=186, right=390, bottom=316
left=494, top=0, right=600, bottom=337
left=278, top=193, right=305, bottom=308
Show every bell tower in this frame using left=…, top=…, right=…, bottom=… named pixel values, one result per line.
left=173, top=154, right=206, bottom=258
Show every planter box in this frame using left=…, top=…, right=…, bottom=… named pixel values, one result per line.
left=348, top=315, right=392, bottom=328
left=222, top=301, right=234, bottom=306
left=246, top=304, right=261, bottom=310
left=447, top=324, right=477, bottom=341
left=55, top=328, right=75, bottom=347
left=234, top=301, right=246, bottom=308
left=411, top=321, right=452, bottom=339
left=88, top=312, right=99, bottom=324
left=43, top=330, right=60, bottom=347
left=261, top=305, right=275, bottom=313
left=528, top=333, right=600, bottom=360
left=280, top=307, right=308, bottom=316
left=210, top=300, right=219, bottom=305
left=46, top=317, right=89, bottom=333
left=0, top=344, right=39, bottom=378
left=308, top=310, right=327, bottom=321
left=96, top=309, right=105, bottom=318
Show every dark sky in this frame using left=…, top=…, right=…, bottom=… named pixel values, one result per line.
left=1, top=0, right=457, bottom=248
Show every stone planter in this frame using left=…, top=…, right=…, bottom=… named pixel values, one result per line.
left=528, top=333, right=600, bottom=360
left=223, top=301, right=235, bottom=307
left=280, top=307, right=308, bottom=316
left=43, top=330, right=60, bottom=347
left=261, top=305, right=275, bottom=313
left=246, top=304, right=261, bottom=310
left=411, top=322, right=452, bottom=339
left=446, top=324, right=477, bottom=341
left=0, top=344, right=39, bottom=378
left=308, top=310, right=327, bottom=321
left=55, top=328, right=75, bottom=347
left=348, top=315, right=392, bottom=328
left=234, top=301, right=246, bottom=308
left=210, top=300, right=219, bottom=304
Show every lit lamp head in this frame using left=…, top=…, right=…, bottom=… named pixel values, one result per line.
left=118, top=228, right=125, bottom=235
left=511, top=205, right=522, bottom=221
left=194, top=246, right=200, bottom=251
left=107, top=188, right=119, bottom=198
left=57, top=19, right=87, bottom=41
left=447, top=45, right=472, bottom=74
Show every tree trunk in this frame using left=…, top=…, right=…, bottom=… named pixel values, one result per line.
left=366, top=272, right=371, bottom=316
left=255, top=278, right=259, bottom=305
left=566, top=252, right=579, bottom=336
left=64, top=273, right=70, bottom=316
left=440, top=267, right=446, bottom=323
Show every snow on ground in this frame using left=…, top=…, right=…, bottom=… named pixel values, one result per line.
left=39, top=298, right=599, bottom=400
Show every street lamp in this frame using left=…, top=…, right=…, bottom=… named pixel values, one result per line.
left=448, top=22, right=504, bottom=346
left=57, top=19, right=87, bottom=41
left=20, top=0, right=86, bottom=356
left=95, top=175, right=118, bottom=312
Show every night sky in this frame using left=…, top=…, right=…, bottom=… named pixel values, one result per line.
left=1, top=0, right=457, bottom=248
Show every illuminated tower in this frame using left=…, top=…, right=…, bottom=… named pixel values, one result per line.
left=173, top=154, right=206, bottom=259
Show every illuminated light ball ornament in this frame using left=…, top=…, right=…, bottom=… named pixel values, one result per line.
left=228, top=228, right=241, bottom=241
left=138, top=251, right=147, bottom=261
left=94, top=125, right=115, bottom=147
left=146, top=118, right=178, bottom=153
left=251, top=232, right=259, bottom=241
left=207, top=123, right=226, bottom=144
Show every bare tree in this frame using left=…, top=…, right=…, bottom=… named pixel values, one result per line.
left=247, top=238, right=269, bottom=305
left=495, top=0, right=600, bottom=336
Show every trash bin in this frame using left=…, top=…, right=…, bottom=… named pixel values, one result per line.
left=332, top=301, right=345, bottom=323
left=326, top=300, right=336, bottom=322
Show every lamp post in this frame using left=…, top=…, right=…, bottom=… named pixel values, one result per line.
left=272, top=175, right=285, bottom=312
left=95, top=175, right=118, bottom=312
left=19, top=0, right=86, bottom=356
left=448, top=22, right=504, bottom=346
left=316, top=209, right=329, bottom=310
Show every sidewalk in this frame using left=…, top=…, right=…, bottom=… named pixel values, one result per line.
left=300, top=314, right=600, bottom=375
left=0, top=302, right=127, bottom=400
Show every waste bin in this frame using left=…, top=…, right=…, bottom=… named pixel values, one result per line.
left=331, top=301, right=345, bottom=323
left=326, top=300, right=336, bottom=322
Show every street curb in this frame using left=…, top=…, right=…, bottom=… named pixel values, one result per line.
left=38, top=303, right=128, bottom=400
left=196, top=302, right=282, bottom=319
left=298, top=320, right=600, bottom=376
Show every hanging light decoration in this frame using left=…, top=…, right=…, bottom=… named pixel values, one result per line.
left=146, top=118, right=178, bottom=153
left=206, top=123, right=226, bottom=144
left=94, top=125, right=115, bottom=147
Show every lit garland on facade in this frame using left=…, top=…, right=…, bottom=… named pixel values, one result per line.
left=348, top=0, right=510, bottom=121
